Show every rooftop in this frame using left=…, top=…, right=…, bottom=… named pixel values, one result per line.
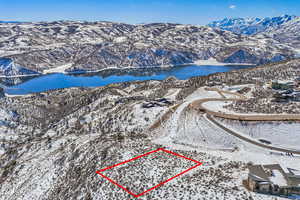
left=249, top=164, right=300, bottom=187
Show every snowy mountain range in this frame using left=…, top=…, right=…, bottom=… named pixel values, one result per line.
left=265, top=17, right=300, bottom=49
left=207, top=14, right=296, bottom=35
left=0, top=15, right=299, bottom=76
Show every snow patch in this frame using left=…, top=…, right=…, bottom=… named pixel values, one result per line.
left=43, top=63, right=73, bottom=74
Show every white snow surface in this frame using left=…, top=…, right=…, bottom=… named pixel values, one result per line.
left=43, top=63, right=73, bottom=74
left=194, top=58, right=255, bottom=66
left=270, top=170, right=288, bottom=187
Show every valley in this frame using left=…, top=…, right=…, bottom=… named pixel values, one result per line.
left=1, top=10, right=300, bottom=199
left=0, top=16, right=300, bottom=77
left=0, top=59, right=300, bottom=199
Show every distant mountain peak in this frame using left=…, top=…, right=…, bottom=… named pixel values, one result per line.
left=207, top=15, right=297, bottom=35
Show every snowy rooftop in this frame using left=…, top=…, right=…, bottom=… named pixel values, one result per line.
left=270, top=170, right=288, bottom=187
left=249, top=164, right=300, bottom=187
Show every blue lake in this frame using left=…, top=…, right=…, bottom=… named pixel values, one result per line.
left=2, top=65, right=253, bottom=95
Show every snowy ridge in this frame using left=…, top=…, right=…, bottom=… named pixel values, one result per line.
left=0, top=20, right=298, bottom=76
left=264, top=16, right=300, bottom=48
left=208, top=15, right=296, bottom=35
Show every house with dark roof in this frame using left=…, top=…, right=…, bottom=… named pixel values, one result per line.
left=294, top=77, right=300, bottom=86
left=245, top=164, right=300, bottom=196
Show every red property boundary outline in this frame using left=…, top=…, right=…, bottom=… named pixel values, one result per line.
left=96, top=148, right=203, bottom=198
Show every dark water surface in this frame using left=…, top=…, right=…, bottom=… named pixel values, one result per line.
left=2, top=65, right=253, bottom=95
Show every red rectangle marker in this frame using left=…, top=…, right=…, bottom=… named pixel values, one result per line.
left=96, top=148, right=202, bottom=198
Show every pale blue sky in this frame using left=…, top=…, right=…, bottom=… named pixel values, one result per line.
left=0, top=0, right=299, bottom=24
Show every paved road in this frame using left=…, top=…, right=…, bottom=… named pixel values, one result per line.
left=190, top=88, right=300, bottom=121
left=205, top=113, right=300, bottom=155
left=191, top=88, right=300, bottom=154
left=149, top=87, right=300, bottom=154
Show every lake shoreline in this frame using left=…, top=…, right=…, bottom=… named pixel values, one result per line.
left=2, top=64, right=254, bottom=95
left=0, top=61, right=256, bottom=78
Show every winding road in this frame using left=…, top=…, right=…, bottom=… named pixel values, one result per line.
left=190, top=88, right=300, bottom=154
left=150, top=87, right=300, bottom=155
left=205, top=113, right=300, bottom=155
left=190, top=88, right=300, bottom=121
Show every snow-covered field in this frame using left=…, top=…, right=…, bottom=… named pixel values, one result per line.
left=43, top=63, right=73, bottom=74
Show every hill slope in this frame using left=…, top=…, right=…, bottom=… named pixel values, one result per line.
left=265, top=17, right=300, bottom=49
left=0, top=21, right=298, bottom=76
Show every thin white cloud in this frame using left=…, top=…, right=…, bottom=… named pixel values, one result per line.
left=229, top=5, right=236, bottom=9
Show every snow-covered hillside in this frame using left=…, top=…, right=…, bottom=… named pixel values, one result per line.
left=265, top=16, right=300, bottom=48
left=0, top=20, right=298, bottom=76
left=0, top=58, right=39, bottom=77
left=1, top=59, right=299, bottom=200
